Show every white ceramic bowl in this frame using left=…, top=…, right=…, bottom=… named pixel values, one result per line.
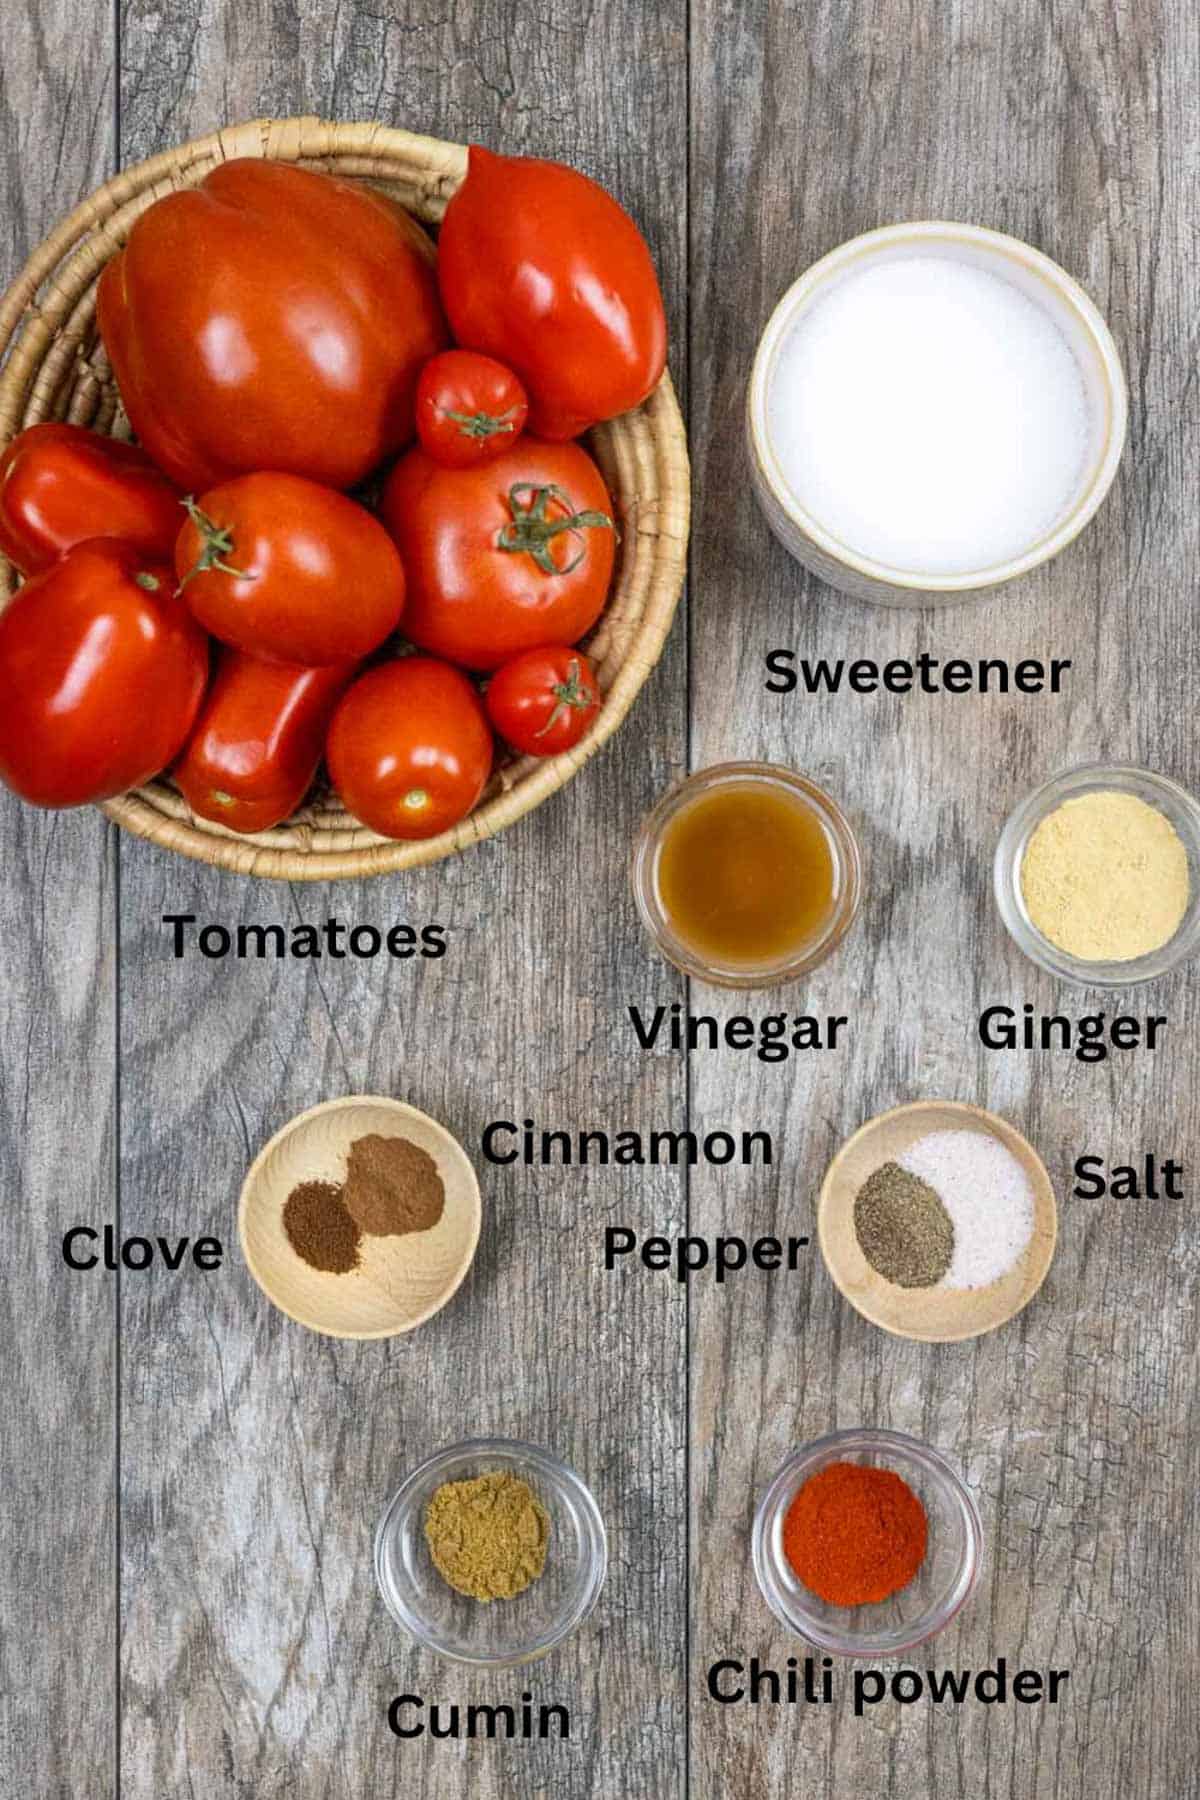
left=747, top=221, right=1127, bottom=605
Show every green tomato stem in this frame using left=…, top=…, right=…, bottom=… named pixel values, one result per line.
left=496, top=483, right=613, bottom=576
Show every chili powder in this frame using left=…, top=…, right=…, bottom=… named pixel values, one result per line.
left=783, top=1461, right=927, bottom=1606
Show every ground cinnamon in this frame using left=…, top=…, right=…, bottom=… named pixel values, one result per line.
left=282, top=1180, right=361, bottom=1273
left=783, top=1461, right=927, bottom=1606
left=342, top=1133, right=444, bottom=1236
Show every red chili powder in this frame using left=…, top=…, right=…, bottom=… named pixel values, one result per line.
left=783, top=1461, right=927, bottom=1606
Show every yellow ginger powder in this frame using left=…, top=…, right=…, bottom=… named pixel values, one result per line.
left=1020, top=790, right=1189, bottom=962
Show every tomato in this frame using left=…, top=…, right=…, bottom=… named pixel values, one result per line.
left=326, top=657, right=493, bottom=841
left=416, top=351, right=529, bottom=469
left=0, top=422, right=180, bottom=577
left=486, top=647, right=601, bottom=757
left=437, top=146, right=667, bottom=440
left=97, top=159, right=447, bottom=492
left=175, top=472, right=405, bottom=666
left=380, top=439, right=615, bottom=672
left=174, top=651, right=356, bottom=835
left=0, top=540, right=207, bottom=807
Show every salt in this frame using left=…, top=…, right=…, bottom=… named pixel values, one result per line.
left=767, top=254, right=1090, bottom=574
left=896, top=1129, right=1034, bottom=1289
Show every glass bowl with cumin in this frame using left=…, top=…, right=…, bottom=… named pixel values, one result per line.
left=375, top=1438, right=608, bottom=1667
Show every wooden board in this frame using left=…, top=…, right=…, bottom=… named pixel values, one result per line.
left=112, top=3, right=687, bottom=1797
left=3, top=1, right=1198, bottom=1795
left=0, top=4, right=117, bottom=1791
left=689, top=3, right=1200, bottom=1795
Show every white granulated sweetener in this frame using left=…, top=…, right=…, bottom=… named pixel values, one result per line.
left=897, top=1129, right=1034, bottom=1289
left=767, top=254, right=1090, bottom=574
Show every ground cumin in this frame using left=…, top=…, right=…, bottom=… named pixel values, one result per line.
left=342, top=1134, right=445, bottom=1236
left=282, top=1180, right=361, bottom=1274
left=424, top=1471, right=550, bottom=1602
left=783, top=1461, right=927, bottom=1606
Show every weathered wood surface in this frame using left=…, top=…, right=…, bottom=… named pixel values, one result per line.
left=0, top=4, right=117, bottom=1794
left=689, top=4, right=1200, bottom=1797
left=3, top=0, right=1198, bottom=1795
left=112, top=4, right=688, bottom=1799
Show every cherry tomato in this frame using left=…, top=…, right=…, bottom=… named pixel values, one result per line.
left=437, top=146, right=667, bottom=439
left=380, top=439, right=615, bottom=672
left=416, top=351, right=529, bottom=469
left=175, top=472, right=405, bottom=666
left=97, top=159, right=448, bottom=492
left=486, top=647, right=601, bottom=757
left=326, top=657, right=493, bottom=841
left=174, top=650, right=356, bottom=835
left=0, top=539, right=207, bottom=807
left=0, top=422, right=180, bottom=577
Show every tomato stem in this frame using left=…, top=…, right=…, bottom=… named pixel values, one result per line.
left=496, top=483, right=613, bottom=576
left=441, top=405, right=519, bottom=442
left=176, top=496, right=255, bottom=593
left=533, top=659, right=597, bottom=738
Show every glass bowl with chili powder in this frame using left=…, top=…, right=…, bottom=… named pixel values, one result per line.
left=753, top=1427, right=982, bottom=1656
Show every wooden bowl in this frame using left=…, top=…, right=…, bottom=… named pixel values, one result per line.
left=0, top=115, right=690, bottom=880
left=238, top=1096, right=481, bottom=1339
left=817, top=1100, right=1057, bottom=1343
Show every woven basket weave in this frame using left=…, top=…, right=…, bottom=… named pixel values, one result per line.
left=0, top=116, right=689, bottom=880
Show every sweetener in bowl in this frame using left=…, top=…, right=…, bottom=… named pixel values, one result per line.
left=767, top=253, right=1090, bottom=576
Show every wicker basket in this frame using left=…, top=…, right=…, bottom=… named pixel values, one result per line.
left=0, top=116, right=689, bottom=880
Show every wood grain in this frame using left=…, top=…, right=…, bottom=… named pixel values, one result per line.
left=113, top=3, right=687, bottom=1795
left=7, top=0, right=1200, bottom=1793
left=688, top=3, right=1200, bottom=1795
left=0, top=4, right=117, bottom=1794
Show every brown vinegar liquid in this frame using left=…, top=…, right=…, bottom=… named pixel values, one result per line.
left=655, top=783, right=836, bottom=966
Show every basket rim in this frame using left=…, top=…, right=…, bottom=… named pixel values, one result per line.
left=0, top=114, right=690, bottom=881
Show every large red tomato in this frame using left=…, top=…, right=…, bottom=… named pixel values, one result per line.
left=97, top=159, right=448, bottom=492
left=175, top=650, right=355, bottom=834
left=175, top=472, right=405, bottom=665
left=437, top=146, right=667, bottom=439
left=326, top=658, right=493, bottom=841
left=0, top=540, right=207, bottom=807
left=380, top=439, right=615, bottom=672
left=0, top=422, right=180, bottom=576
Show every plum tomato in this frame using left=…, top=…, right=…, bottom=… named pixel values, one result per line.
left=380, top=438, right=615, bottom=672
left=174, top=650, right=357, bottom=835
left=326, top=657, right=493, bottom=841
left=97, top=159, right=447, bottom=492
left=437, top=146, right=667, bottom=439
left=416, top=350, right=529, bottom=469
left=486, top=647, right=601, bottom=757
left=0, top=422, right=180, bottom=577
left=175, top=472, right=405, bottom=666
left=0, top=539, right=207, bottom=807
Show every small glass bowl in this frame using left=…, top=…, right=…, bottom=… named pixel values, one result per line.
left=753, top=1428, right=982, bottom=1657
left=374, top=1437, right=607, bottom=1668
left=994, top=763, right=1200, bottom=987
left=631, top=762, right=863, bottom=989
